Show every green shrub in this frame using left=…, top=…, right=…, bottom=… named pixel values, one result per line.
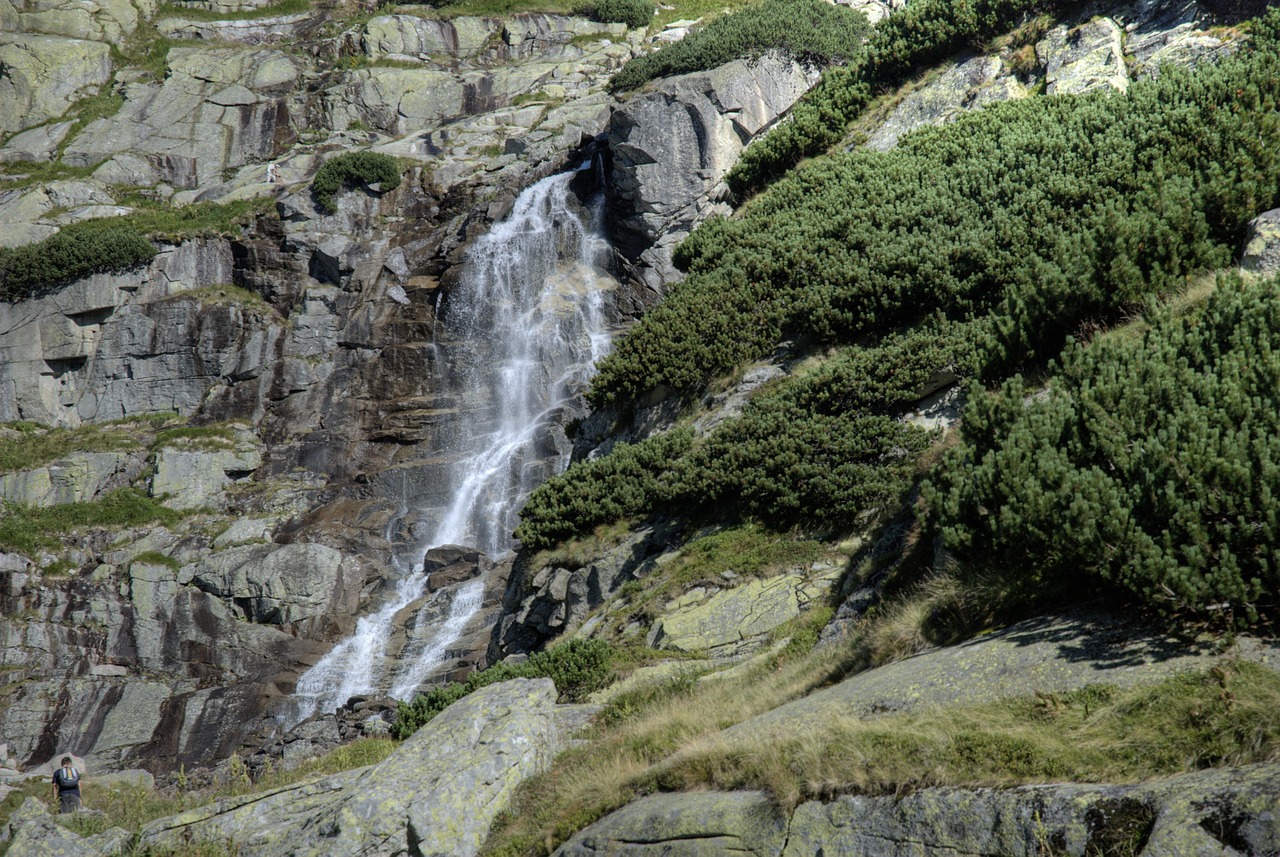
left=582, top=0, right=652, bottom=29
left=0, top=226, right=155, bottom=300
left=392, top=639, right=615, bottom=737
left=0, top=199, right=261, bottom=303
left=130, top=550, right=181, bottom=571
left=528, top=7, right=1280, bottom=559
left=592, top=20, right=1280, bottom=404
left=924, top=275, right=1280, bottom=623
left=311, top=151, right=402, bottom=214
left=519, top=324, right=970, bottom=549
left=609, top=0, right=868, bottom=92
left=515, top=430, right=695, bottom=551
left=0, top=422, right=142, bottom=474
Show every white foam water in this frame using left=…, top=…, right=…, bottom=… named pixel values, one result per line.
left=285, top=167, right=611, bottom=725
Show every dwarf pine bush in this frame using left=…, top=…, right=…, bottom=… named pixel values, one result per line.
left=608, top=0, right=869, bottom=92
left=311, top=151, right=402, bottom=214
left=0, top=225, right=155, bottom=300
left=518, top=323, right=971, bottom=549
left=583, top=0, right=652, bottom=29
left=925, top=275, right=1280, bottom=622
left=392, top=639, right=614, bottom=737
left=727, top=0, right=1087, bottom=196
left=523, top=7, right=1280, bottom=559
left=593, top=14, right=1280, bottom=404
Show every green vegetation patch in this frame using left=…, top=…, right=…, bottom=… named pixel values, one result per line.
left=519, top=323, right=969, bottom=549
left=599, top=31, right=1280, bottom=402
left=516, top=430, right=693, bottom=551
left=926, top=275, right=1280, bottom=623
left=0, top=488, right=184, bottom=554
left=0, top=421, right=144, bottom=474
left=311, top=151, right=403, bottom=214
left=130, top=550, right=182, bottom=571
left=609, top=0, right=869, bottom=92
left=0, top=199, right=261, bottom=301
left=393, top=639, right=615, bottom=737
left=110, top=198, right=265, bottom=244
left=180, top=284, right=275, bottom=315
left=155, top=0, right=311, bottom=21
left=545, top=11, right=1280, bottom=559
left=152, top=425, right=237, bottom=451
left=582, top=0, right=652, bottom=29
left=0, top=225, right=155, bottom=300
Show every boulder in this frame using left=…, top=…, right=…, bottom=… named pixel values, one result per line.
left=151, top=443, right=262, bottom=511
left=647, top=574, right=802, bottom=656
left=359, top=14, right=625, bottom=64
left=865, top=56, right=1026, bottom=151
left=607, top=51, right=817, bottom=293
left=0, top=451, right=132, bottom=507
left=493, top=522, right=679, bottom=657
left=63, top=47, right=300, bottom=191
left=424, top=544, right=491, bottom=592
left=13, top=0, right=141, bottom=45
left=723, top=612, right=1280, bottom=741
left=1241, top=208, right=1280, bottom=277
left=362, top=14, right=497, bottom=60
left=155, top=12, right=314, bottom=45
left=140, top=678, right=572, bottom=856
left=0, top=34, right=113, bottom=135
left=212, top=517, right=277, bottom=549
left=1038, top=17, right=1129, bottom=96
left=323, top=67, right=464, bottom=136
left=0, top=120, right=76, bottom=163
left=0, top=238, right=249, bottom=427
left=555, top=791, right=789, bottom=857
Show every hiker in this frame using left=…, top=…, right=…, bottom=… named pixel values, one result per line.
left=51, top=756, right=82, bottom=813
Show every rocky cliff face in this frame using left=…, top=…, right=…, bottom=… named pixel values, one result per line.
left=2, top=0, right=1269, bottom=853
left=0, top=0, right=839, bottom=774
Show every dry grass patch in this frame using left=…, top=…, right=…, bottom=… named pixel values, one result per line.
left=484, top=656, right=1280, bottom=856
left=652, top=661, right=1280, bottom=809
left=482, top=633, right=859, bottom=856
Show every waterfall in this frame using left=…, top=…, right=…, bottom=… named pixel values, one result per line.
left=388, top=578, right=485, bottom=700
left=286, top=166, right=612, bottom=725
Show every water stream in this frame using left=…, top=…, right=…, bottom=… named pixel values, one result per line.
left=285, top=166, right=612, bottom=725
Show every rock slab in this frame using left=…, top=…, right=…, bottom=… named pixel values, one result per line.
left=140, top=678, right=569, bottom=856
left=556, top=764, right=1280, bottom=856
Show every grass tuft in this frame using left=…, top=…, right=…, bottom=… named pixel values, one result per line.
left=0, top=421, right=146, bottom=474
left=0, top=489, right=184, bottom=554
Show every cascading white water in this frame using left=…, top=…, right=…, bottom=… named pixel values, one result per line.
left=286, top=167, right=612, bottom=725
left=389, top=578, right=485, bottom=700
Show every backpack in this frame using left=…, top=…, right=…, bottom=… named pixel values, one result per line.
left=56, top=766, right=79, bottom=789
